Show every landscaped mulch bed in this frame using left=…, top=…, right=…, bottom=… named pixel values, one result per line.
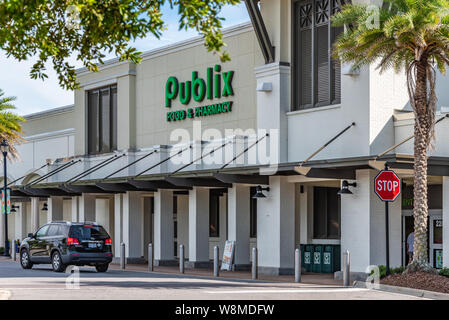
left=381, top=271, right=449, bottom=294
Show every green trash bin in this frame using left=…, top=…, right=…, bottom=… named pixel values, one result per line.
left=303, top=245, right=313, bottom=272
left=322, top=245, right=334, bottom=273
left=334, top=245, right=341, bottom=273
left=312, top=245, right=323, bottom=273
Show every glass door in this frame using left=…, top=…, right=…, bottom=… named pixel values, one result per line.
left=430, top=216, right=443, bottom=269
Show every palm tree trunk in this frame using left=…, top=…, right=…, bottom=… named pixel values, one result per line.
left=412, top=59, right=430, bottom=265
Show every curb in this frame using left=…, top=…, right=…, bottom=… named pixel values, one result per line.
left=0, top=290, right=11, bottom=300
left=353, top=280, right=449, bottom=300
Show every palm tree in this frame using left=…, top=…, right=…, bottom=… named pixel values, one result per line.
left=0, top=89, right=25, bottom=160
left=332, top=0, right=449, bottom=271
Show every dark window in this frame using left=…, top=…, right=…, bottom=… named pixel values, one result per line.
left=47, top=224, right=63, bottom=237
left=250, top=187, right=257, bottom=238
left=36, top=225, right=49, bottom=238
left=209, top=191, right=220, bottom=237
left=293, top=0, right=346, bottom=110
left=69, top=225, right=110, bottom=240
left=87, top=85, right=117, bottom=154
left=313, top=187, right=340, bottom=239
left=173, top=196, right=177, bottom=214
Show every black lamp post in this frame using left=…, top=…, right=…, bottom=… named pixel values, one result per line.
left=1, top=139, right=9, bottom=257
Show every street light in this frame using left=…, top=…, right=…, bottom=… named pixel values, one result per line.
left=1, top=139, right=9, bottom=257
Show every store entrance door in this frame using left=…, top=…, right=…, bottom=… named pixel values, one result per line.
left=430, top=215, right=443, bottom=268
left=402, top=210, right=443, bottom=268
left=402, top=213, right=414, bottom=265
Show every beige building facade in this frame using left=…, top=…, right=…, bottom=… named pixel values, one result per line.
left=3, top=0, right=449, bottom=278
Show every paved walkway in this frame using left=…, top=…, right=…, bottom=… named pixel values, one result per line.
left=109, top=262, right=342, bottom=286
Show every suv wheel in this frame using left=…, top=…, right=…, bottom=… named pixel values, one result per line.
left=95, top=263, right=109, bottom=273
left=51, top=251, right=66, bottom=273
left=20, top=249, right=33, bottom=269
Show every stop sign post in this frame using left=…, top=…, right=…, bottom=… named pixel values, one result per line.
left=374, top=166, right=401, bottom=276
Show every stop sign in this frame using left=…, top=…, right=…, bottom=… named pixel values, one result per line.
left=374, top=170, right=401, bottom=201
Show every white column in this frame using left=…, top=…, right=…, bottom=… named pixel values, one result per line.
left=341, top=169, right=402, bottom=276
left=154, top=189, right=175, bottom=265
left=114, top=194, right=123, bottom=257
left=188, top=187, right=210, bottom=267
left=443, top=177, right=449, bottom=268
left=47, top=196, right=63, bottom=223
left=95, top=198, right=110, bottom=231
left=255, top=62, right=290, bottom=164
left=299, top=185, right=312, bottom=245
left=31, top=197, right=40, bottom=233
left=257, top=176, right=295, bottom=275
left=71, top=196, right=79, bottom=222
left=15, top=203, right=27, bottom=240
left=122, top=191, right=144, bottom=263
left=177, top=195, right=189, bottom=258
left=79, top=193, right=95, bottom=222
left=228, top=184, right=250, bottom=268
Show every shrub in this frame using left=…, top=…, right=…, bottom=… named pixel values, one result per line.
left=370, top=265, right=405, bottom=278
left=439, top=268, right=449, bottom=278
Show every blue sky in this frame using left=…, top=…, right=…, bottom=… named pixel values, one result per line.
left=1, top=3, right=249, bottom=116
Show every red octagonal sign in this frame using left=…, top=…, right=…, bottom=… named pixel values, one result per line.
left=374, top=170, right=401, bottom=202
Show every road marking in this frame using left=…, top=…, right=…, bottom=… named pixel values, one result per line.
left=205, top=288, right=368, bottom=294
left=0, top=290, right=11, bottom=300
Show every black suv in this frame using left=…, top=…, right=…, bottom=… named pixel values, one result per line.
left=20, top=222, right=113, bottom=272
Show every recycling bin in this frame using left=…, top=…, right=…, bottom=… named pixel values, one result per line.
left=334, top=245, right=341, bottom=273
left=322, top=245, right=334, bottom=273
left=303, top=244, right=313, bottom=272
left=312, top=245, right=323, bottom=273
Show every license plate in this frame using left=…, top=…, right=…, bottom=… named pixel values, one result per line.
left=88, top=243, right=97, bottom=248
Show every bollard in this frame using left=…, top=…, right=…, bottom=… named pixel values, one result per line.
left=120, top=243, right=126, bottom=270
left=343, top=250, right=350, bottom=287
left=214, top=246, right=219, bottom=277
left=295, top=248, right=301, bottom=283
left=12, top=240, right=16, bottom=262
left=179, top=244, right=185, bottom=274
left=148, top=243, right=153, bottom=272
left=252, top=247, right=258, bottom=280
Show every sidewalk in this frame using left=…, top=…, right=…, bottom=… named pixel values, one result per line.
left=109, top=263, right=342, bottom=286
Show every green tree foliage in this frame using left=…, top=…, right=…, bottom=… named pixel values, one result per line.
left=0, top=0, right=240, bottom=90
left=332, top=0, right=449, bottom=271
left=0, top=89, right=25, bottom=159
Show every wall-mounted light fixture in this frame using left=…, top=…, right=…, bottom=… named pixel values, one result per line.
left=256, top=82, right=272, bottom=92
left=252, top=185, right=270, bottom=198
left=10, top=205, right=19, bottom=213
left=338, top=180, right=357, bottom=195
left=41, top=203, right=48, bottom=211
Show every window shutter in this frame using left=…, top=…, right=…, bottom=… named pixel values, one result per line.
left=88, top=91, right=99, bottom=154
left=315, top=24, right=329, bottom=105
left=332, top=26, right=343, bottom=104
left=100, top=88, right=110, bottom=153
left=111, top=86, right=118, bottom=150
left=299, top=29, right=313, bottom=107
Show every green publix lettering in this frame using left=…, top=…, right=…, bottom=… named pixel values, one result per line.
left=165, top=65, right=234, bottom=108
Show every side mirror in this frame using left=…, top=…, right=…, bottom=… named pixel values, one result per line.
left=27, top=233, right=34, bottom=238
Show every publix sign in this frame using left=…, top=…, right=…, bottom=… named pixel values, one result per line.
left=165, top=64, right=234, bottom=122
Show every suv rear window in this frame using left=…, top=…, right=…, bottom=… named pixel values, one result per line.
left=69, top=225, right=109, bottom=240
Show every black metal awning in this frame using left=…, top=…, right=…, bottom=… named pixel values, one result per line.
left=165, top=177, right=231, bottom=188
